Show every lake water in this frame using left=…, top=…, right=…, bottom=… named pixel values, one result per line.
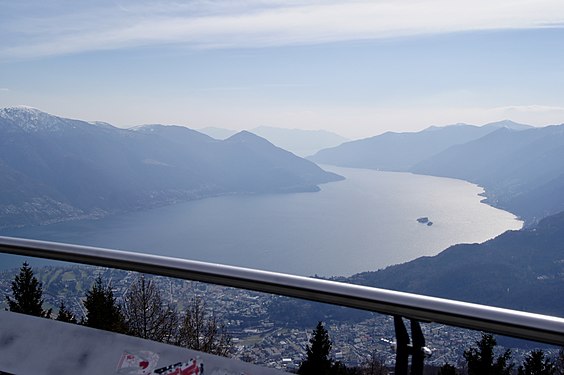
left=0, top=166, right=522, bottom=276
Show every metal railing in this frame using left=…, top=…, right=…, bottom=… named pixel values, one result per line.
left=1, top=235, right=563, bottom=346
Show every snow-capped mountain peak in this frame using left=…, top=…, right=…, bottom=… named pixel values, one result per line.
left=0, top=106, right=97, bottom=133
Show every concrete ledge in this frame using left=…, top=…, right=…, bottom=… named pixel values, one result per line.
left=0, top=311, right=288, bottom=375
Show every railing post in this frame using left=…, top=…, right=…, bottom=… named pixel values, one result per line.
left=394, top=316, right=410, bottom=375
left=410, top=319, right=425, bottom=375
left=393, top=316, right=425, bottom=375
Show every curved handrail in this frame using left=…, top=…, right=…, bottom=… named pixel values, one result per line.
left=0, top=236, right=563, bottom=345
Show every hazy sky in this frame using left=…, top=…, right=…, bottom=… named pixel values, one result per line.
left=1, top=0, right=564, bottom=138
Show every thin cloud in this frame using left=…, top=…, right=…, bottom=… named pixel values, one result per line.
left=2, top=0, right=564, bottom=60
left=494, top=104, right=564, bottom=113
left=196, top=86, right=253, bottom=92
left=0, top=88, right=9, bottom=91
left=194, top=83, right=309, bottom=91
left=486, top=105, right=564, bottom=126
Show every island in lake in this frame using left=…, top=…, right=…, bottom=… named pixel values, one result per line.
left=417, top=217, right=433, bottom=226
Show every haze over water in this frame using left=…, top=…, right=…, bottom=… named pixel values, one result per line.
left=1, top=166, right=522, bottom=276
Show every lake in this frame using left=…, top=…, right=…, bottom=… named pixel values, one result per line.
left=0, top=166, right=523, bottom=276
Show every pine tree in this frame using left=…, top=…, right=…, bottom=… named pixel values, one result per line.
left=298, top=321, right=333, bottom=375
left=56, top=300, right=77, bottom=323
left=83, top=276, right=125, bottom=333
left=464, top=333, right=513, bottom=375
left=123, top=275, right=178, bottom=343
left=5, top=262, right=51, bottom=317
left=175, top=297, right=231, bottom=357
left=518, top=350, right=556, bottom=375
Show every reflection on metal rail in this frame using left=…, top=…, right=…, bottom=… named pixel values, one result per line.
left=1, top=236, right=563, bottom=346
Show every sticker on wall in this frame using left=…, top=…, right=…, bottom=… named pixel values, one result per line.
left=116, top=350, right=160, bottom=374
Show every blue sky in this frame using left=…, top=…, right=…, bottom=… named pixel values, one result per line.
left=1, top=0, right=564, bottom=138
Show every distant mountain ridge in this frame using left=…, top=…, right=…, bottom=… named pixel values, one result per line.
left=199, top=125, right=348, bottom=156
left=0, top=107, right=342, bottom=228
left=412, top=125, right=564, bottom=223
left=250, top=126, right=349, bottom=157
left=309, top=120, right=531, bottom=171
left=309, top=120, right=564, bottom=223
left=482, top=119, right=533, bottom=131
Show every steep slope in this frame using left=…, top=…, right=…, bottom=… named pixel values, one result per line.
left=132, top=127, right=344, bottom=193
left=0, top=107, right=342, bottom=228
left=216, top=131, right=343, bottom=192
left=412, top=125, right=564, bottom=222
left=308, top=121, right=528, bottom=171
left=349, top=211, right=564, bottom=317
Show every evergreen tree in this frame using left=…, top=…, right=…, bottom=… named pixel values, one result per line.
left=175, top=297, right=231, bottom=357
left=56, top=300, right=77, bottom=323
left=5, top=262, right=51, bottom=317
left=464, top=333, right=513, bottom=375
left=83, top=276, right=125, bottom=333
left=298, top=321, right=333, bottom=375
left=123, top=275, right=178, bottom=343
left=518, top=350, right=556, bottom=375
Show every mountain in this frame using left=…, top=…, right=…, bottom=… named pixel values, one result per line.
left=308, top=121, right=529, bottom=171
left=200, top=126, right=349, bottom=157
left=347, top=210, right=564, bottom=317
left=412, top=125, right=564, bottom=223
left=482, top=119, right=533, bottom=131
left=308, top=119, right=564, bottom=223
left=249, top=126, right=348, bottom=157
left=0, top=106, right=342, bottom=228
